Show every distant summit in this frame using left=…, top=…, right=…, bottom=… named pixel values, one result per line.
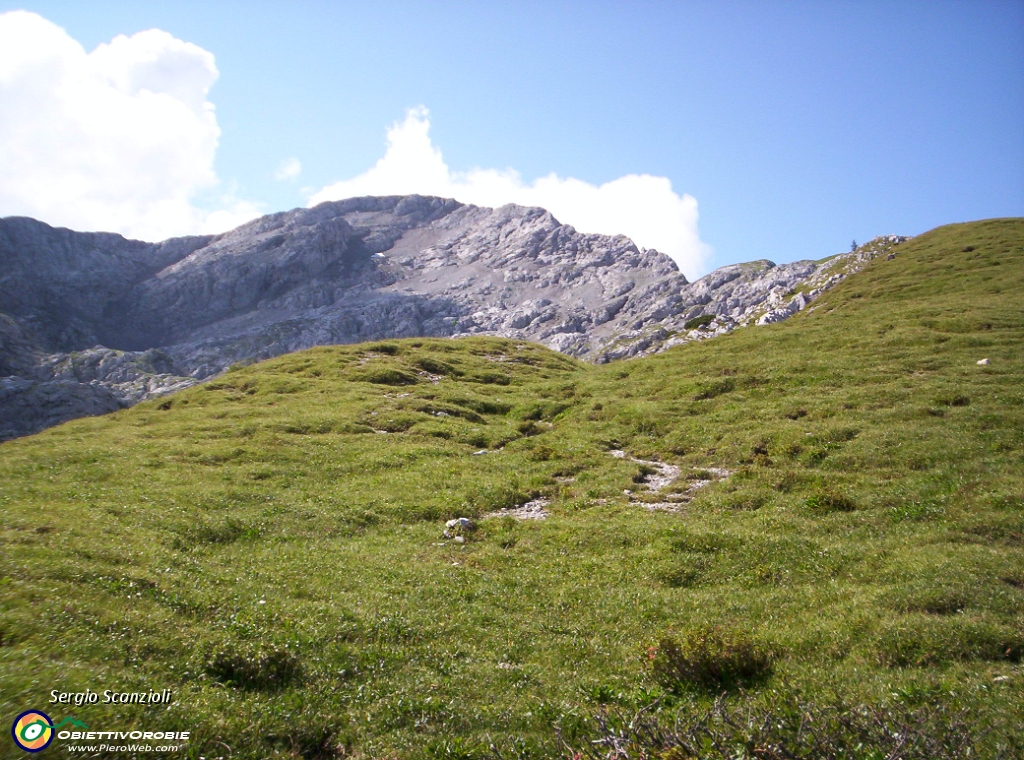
left=0, top=195, right=902, bottom=439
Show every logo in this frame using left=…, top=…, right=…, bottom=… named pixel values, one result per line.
left=11, top=712, right=88, bottom=753
left=11, top=710, right=54, bottom=753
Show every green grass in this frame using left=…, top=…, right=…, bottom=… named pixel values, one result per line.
left=1, top=219, right=1023, bottom=758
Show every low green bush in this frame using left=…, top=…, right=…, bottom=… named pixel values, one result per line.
left=684, top=314, right=716, bottom=330
left=648, top=626, right=774, bottom=692
left=204, top=643, right=302, bottom=690
left=805, top=488, right=856, bottom=513
left=877, top=617, right=1024, bottom=667
left=349, top=366, right=418, bottom=385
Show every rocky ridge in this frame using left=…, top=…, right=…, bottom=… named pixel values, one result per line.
left=0, top=195, right=907, bottom=440
left=595, top=234, right=907, bottom=361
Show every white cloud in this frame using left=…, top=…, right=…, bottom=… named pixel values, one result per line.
left=309, top=107, right=712, bottom=276
left=0, top=11, right=261, bottom=241
left=274, top=157, right=302, bottom=181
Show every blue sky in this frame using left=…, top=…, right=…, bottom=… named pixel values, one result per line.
left=0, top=1, right=1021, bottom=277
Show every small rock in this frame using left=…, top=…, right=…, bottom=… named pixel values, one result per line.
left=993, top=675, right=1009, bottom=682
left=454, top=535, right=465, bottom=544
left=977, top=358, right=990, bottom=365
left=471, top=449, right=489, bottom=456
left=444, top=517, right=476, bottom=539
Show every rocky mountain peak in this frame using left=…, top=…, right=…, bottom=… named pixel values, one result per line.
left=0, top=196, right=907, bottom=439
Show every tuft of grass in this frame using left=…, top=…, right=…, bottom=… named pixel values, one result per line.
left=804, top=487, right=857, bottom=513
left=876, top=617, right=1023, bottom=667
left=204, top=643, right=303, bottom=690
left=648, top=627, right=774, bottom=692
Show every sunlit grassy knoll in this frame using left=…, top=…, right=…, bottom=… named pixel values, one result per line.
left=0, top=219, right=1022, bottom=758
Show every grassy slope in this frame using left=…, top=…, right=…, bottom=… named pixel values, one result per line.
left=1, top=219, right=1022, bottom=758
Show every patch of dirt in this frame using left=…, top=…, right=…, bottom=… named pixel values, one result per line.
left=486, top=498, right=550, bottom=520
left=611, top=449, right=681, bottom=490
left=611, top=450, right=731, bottom=513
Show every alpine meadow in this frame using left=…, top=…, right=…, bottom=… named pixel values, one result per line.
left=1, top=218, right=1023, bottom=758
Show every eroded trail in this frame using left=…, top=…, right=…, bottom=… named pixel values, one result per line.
left=482, top=450, right=731, bottom=523
left=611, top=449, right=731, bottom=512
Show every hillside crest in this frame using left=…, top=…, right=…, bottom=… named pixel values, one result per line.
left=0, top=195, right=902, bottom=439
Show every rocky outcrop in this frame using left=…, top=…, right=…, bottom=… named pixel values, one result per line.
left=0, top=376, right=123, bottom=441
left=0, top=195, right=908, bottom=439
left=595, top=235, right=908, bottom=361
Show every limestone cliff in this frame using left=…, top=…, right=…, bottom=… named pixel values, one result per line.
left=0, top=195, right=906, bottom=439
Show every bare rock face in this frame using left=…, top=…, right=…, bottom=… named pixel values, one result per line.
left=0, top=195, right=907, bottom=439
left=593, top=235, right=907, bottom=361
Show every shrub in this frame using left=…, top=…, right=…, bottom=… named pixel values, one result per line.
left=669, top=531, right=739, bottom=554
left=462, top=482, right=533, bottom=513
left=171, top=519, right=260, bottom=551
left=684, top=314, right=716, bottom=331
left=773, top=471, right=806, bottom=492
left=517, top=400, right=572, bottom=421
left=648, top=627, right=774, bottom=692
left=720, top=490, right=769, bottom=511
left=654, top=558, right=704, bottom=588
left=415, top=356, right=460, bottom=376
left=349, top=367, right=418, bottom=385
left=527, top=444, right=556, bottom=461
left=365, top=412, right=422, bottom=432
left=805, top=488, right=856, bottom=513
left=565, top=693, right=982, bottom=760
left=427, top=737, right=489, bottom=760
left=885, top=582, right=971, bottom=616
left=204, top=643, right=302, bottom=690
left=517, top=420, right=544, bottom=436
left=694, top=378, right=735, bottom=401
left=465, top=370, right=511, bottom=385
left=877, top=617, right=1023, bottom=667
left=266, top=725, right=340, bottom=760
left=448, top=396, right=512, bottom=415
